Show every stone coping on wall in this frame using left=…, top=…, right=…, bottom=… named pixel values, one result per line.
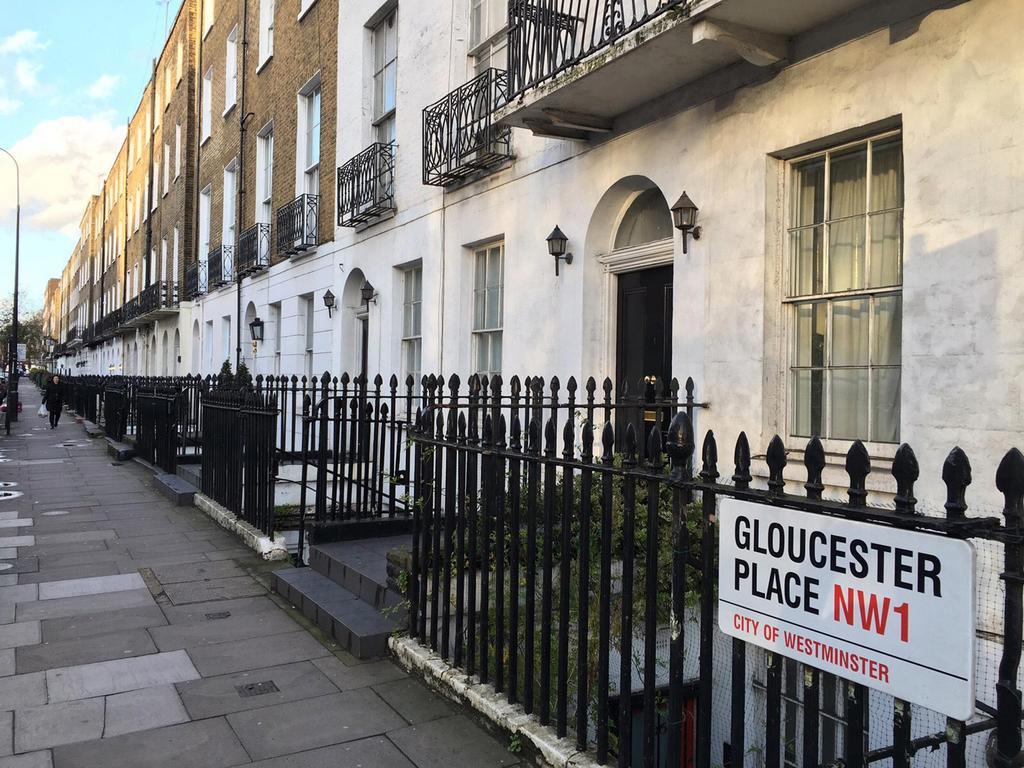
left=193, top=492, right=290, bottom=561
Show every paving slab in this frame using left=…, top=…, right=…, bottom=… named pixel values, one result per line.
left=245, top=736, right=417, bottom=768
left=0, top=622, right=39, bottom=651
left=18, top=562, right=122, bottom=585
left=0, top=672, right=47, bottom=710
left=149, top=560, right=247, bottom=584
left=186, top=630, right=330, bottom=677
left=388, top=715, right=522, bottom=768
left=0, top=585, right=37, bottom=606
left=176, top=660, right=339, bottom=718
left=310, top=655, right=407, bottom=691
left=32, top=532, right=114, bottom=546
left=226, top=689, right=405, bottom=760
left=103, top=685, right=190, bottom=737
left=16, top=589, right=155, bottom=623
left=161, top=577, right=265, bottom=605
left=0, top=710, right=10, bottom=755
left=40, top=605, right=167, bottom=643
left=35, top=550, right=122, bottom=569
left=149, top=609, right=299, bottom=651
left=0, top=751, right=53, bottom=768
left=16, top=628, right=158, bottom=674
left=0, top=539, right=34, bottom=550
left=14, top=698, right=105, bottom=752
left=159, top=595, right=280, bottom=624
left=0, top=559, right=37, bottom=576
left=50, top=717, right=249, bottom=768
left=37, top=573, right=146, bottom=601
left=46, top=650, right=200, bottom=703
left=0, top=521, right=32, bottom=529
left=0, top=650, right=14, bottom=676
left=373, top=677, right=457, bottom=724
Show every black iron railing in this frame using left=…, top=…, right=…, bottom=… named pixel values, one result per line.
left=83, top=324, right=98, bottom=347
left=407, top=373, right=1024, bottom=768
left=423, top=68, right=513, bottom=187
left=237, top=224, right=272, bottom=276
left=276, top=194, right=319, bottom=255
left=122, top=296, right=141, bottom=323
left=66, top=325, right=79, bottom=343
left=208, top=245, right=234, bottom=289
left=95, top=309, right=123, bottom=340
left=337, top=143, right=395, bottom=227
left=184, top=261, right=208, bottom=300
left=136, top=388, right=179, bottom=473
left=507, top=0, right=690, bottom=98
left=138, top=280, right=178, bottom=315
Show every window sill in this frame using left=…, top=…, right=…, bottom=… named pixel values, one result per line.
left=256, top=55, right=273, bottom=75
left=201, top=133, right=211, bottom=147
left=223, top=101, right=237, bottom=119
left=297, top=0, right=318, bottom=22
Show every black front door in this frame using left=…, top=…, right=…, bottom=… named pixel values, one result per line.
left=615, top=266, right=673, bottom=448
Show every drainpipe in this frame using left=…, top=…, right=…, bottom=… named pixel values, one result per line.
left=145, top=62, right=157, bottom=291
left=235, top=0, right=252, bottom=371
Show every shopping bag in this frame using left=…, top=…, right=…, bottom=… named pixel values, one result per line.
left=37, top=404, right=47, bottom=418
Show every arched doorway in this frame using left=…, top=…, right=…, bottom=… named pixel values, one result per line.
left=340, top=269, right=370, bottom=379
left=191, top=320, right=201, bottom=374
left=582, top=177, right=676, bottom=389
left=173, top=330, right=181, bottom=376
left=162, top=330, right=170, bottom=375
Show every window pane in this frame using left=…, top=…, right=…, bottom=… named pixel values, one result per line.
left=487, top=246, right=502, bottom=287
left=827, top=216, right=866, bottom=292
left=868, top=211, right=901, bottom=287
left=791, top=369, right=824, bottom=438
left=490, top=332, right=502, bottom=374
left=871, top=137, right=902, bottom=211
left=873, top=294, right=901, bottom=366
left=832, top=298, right=869, bottom=366
left=790, top=226, right=823, bottom=296
left=486, top=286, right=501, bottom=328
left=412, top=302, right=421, bottom=336
left=403, top=302, right=413, bottom=337
left=475, top=251, right=486, bottom=290
left=794, top=302, right=826, bottom=367
left=791, top=157, right=825, bottom=227
left=473, top=288, right=485, bottom=330
left=476, top=334, right=488, bottom=373
left=383, top=61, right=397, bottom=114
left=831, top=368, right=869, bottom=440
left=871, top=368, right=901, bottom=442
left=828, top=146, right=867, bottom=219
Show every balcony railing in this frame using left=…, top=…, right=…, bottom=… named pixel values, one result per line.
left=184, top=261, right=208, bottom=300
left=337, top=143, right=395, bottom=227
left=122, top=296, right=141, bottom=324
left=237, top=223, right=272, bottom=276
left=95, top=309, right=123, bottom=340
left=83, top=324, right=98, bottom=347
left=208, top=245, right=234, bottom=289
left=423, top=68, right=513, bottom=187
left=507, top=0, right=689, bottom=98
left=66, top=325, right=80, bottom=344
left=138, top=281, right=178, bottom=315
left=276, top=194, right=319, bottom=255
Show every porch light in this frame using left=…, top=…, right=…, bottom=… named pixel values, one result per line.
left=249, top=316, right=265, bottom=343
left=671, top=192, right=702, bottom=254
left=360, top=281, right=376, bottom=305
left=546, top=225, right=573, bottom=276
left=322, top=289, right=336, bottom=318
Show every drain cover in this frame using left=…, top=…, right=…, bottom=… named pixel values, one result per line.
left=0, top=491, right=22, bottom=501
left=205, top=611, right=232, bottom=620
left=236, top=681, right=279, bottom=698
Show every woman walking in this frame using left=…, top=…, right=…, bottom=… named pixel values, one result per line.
left=43, top=375, right=63, bottom=429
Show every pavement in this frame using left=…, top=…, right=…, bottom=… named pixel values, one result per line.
left=0, top=385, right=523, bottom=768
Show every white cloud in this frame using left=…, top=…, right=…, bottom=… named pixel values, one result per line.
left=0, top=30, right=47, bottom=56
left=14, top=59, right=40, bottom=90
left=0, top=114, right=126, bottom=235
left=87, top=74, right=120, bottom=100
left=0, top=97, right=20, bottom=115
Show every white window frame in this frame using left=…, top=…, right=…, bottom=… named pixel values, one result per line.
left=371, top=9, right=398, bottom=146
left=784, top=130, right=903, bottom=445
left=164, top=67, right=173, bottom=108
left=296, top=76, right=321, bottom=196
left=162, top=142, right=170, bottom=195
left=304, top=295, right=315, bottom=379
left=199, top=184, right=213, bottom=259
left=401, top=264, right=423, bottom=387
left=225, top=26, right=239, bottom=112
left=172, top=227, right=180, bottom=287
left=299, top=0, right=318, bottom=19
left=201, top=68, right=213, bottom=142
left=160, top=237, right=168, bottom=283
left=174, top=122, right=182, bottom=178
left=203, top=0, right=215, bottom=37
left=469, top=0, right=508, bottom=76
left=223, top=159, right=238, bottom=245
left=177, top=39, right=184, bottom=83
left=471, top=242, right=504, bottom=377
left=258, top=0, right=275, bottom=68
left=255, top=124, right=274, bottom=224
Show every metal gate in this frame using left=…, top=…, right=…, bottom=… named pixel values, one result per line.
left=135, top=389, right=179, bottom=473
left=407, top=373, right=1024, bottom=768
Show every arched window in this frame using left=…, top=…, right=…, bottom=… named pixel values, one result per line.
left=613, top=187, right=673, bottom=250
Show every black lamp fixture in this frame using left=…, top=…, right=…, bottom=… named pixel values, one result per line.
left=323, top=289, right=336, bottom=318
left=671, top=191, right=702, bottom=254
left=360, top=281, right=376, bottom=306
left=546, top=225, right=573, bottom=276
left=249, top=316, right=264, bottom=358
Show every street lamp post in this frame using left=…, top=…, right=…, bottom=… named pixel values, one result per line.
left=0, top=147, right=20, bottom=426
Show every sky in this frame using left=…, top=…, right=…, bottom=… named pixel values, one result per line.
left=0, top=0, right=185, bottom=315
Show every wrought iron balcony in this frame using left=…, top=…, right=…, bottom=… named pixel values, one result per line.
left=276, top=194, right=319, bottom=255
left=208, top=245, right=234, bottom=289
left=337, top=143, right=395, bottom=228
left=237, top=223, right=271, bottom=276
left=507, top=0, right=689, bottom=99
left=66, top=325, right=80, bottom=346
left=122, top=296, right=141, bottom=324
left=95, top=308, right=123, bottom=340
left=83, top=324, right=98, bottom=347
left=139, top=281, right=178, bottom=315
left=184, top=261, right=208, bottom=300
left=423, top=69, right=513, bottom=187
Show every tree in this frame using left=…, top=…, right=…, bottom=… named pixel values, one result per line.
left=0, top=304, right=45, bottom=366
left=236, top=360, right=253, bottom=388
left=218, top=359, right=234, bottom=386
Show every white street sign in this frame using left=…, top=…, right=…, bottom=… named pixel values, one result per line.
left=718, top=498, right=976, bottom=720
left=16, top=344, right=26, bottom=362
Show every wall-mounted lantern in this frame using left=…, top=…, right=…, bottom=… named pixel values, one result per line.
left=546, top=225, right=574, bottom=276
left=249, top=316, right=264, bottom=357
left=671, top=192, right=702, bottom=254
left=323, top=289, right=336, bottom=318
left=360, top=281, right=376, bottom=306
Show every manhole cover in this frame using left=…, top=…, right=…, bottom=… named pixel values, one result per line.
left=0, top=482, right=16, bottom=488
left=236, top=681, right=279, bottom=698
left=42, top=510, right=68, bottom=516
left=0, top=491, right=22, bottom=501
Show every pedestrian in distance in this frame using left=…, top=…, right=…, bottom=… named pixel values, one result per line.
left=42, top=375, right=63, bottom=429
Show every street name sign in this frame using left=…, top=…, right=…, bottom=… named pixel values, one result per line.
left=718, top=498, right=976, bottom=720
